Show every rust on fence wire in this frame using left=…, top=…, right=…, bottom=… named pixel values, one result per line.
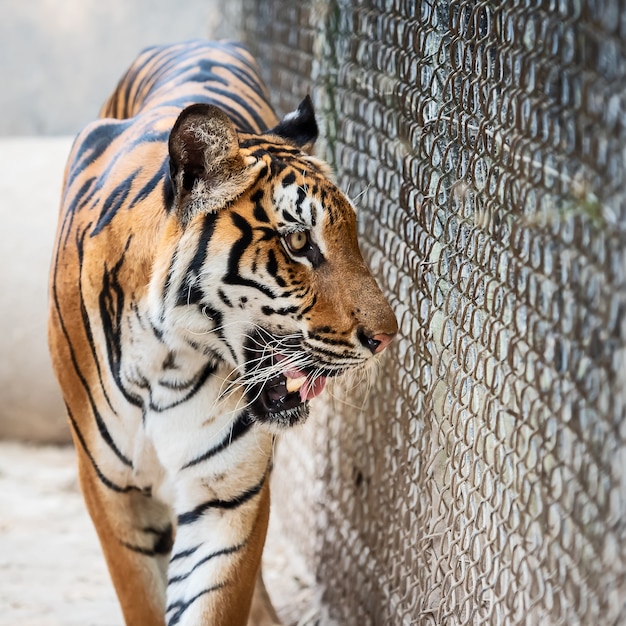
left=243, top=1, right=626, bottom=624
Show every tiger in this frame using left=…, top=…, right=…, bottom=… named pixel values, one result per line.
left=48, top=40, right=397, bottom=626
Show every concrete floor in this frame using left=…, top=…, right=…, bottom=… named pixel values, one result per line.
left=0, top=442, right=123, bottom=626
left=0, top=441, right=318, bottom=626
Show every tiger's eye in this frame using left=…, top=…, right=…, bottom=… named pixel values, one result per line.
left=285, top=230, right=310, bottom=254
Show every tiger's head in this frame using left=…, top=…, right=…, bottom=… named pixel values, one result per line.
left=154, top=97, right=398, bottom=426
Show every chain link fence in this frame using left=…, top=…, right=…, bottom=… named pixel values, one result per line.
left=241, top=1, right=626, bottom=624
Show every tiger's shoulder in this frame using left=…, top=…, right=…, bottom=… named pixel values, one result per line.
left=59, top=41, right=284, bottom=283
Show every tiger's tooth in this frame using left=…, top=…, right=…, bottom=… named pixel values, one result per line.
left=285, top=375, right=306, bottom=393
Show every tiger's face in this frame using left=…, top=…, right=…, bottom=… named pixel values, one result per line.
left=156, top=100, right=397, bottom=426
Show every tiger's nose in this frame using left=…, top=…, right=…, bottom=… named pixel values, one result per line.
left=357, top=328, right=396, bottom=354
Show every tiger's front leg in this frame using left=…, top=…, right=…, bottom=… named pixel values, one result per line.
left=72, top=433, right=171, bottom=626
left=164, top=473, right=272, bottom=626
left=143, top=390, right=278, bottom=626
left=77, top=436, right=276, bottom=626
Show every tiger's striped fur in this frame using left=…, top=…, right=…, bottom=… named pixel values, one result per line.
left=48, top=40, right=397, bottom=626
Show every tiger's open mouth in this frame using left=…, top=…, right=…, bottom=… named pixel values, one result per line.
left=243, top=335, right=328, bottom=426
left=249, top=355, right=327, bottom=426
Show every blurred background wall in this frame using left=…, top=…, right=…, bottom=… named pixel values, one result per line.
left=0, top=0, right=241, bottom=441
left=0, top=0, right=241, bottom=135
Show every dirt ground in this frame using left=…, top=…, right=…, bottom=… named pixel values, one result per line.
left=0, top=441, right=318, bottom=626
left=0, top=442, right=123, bottom=625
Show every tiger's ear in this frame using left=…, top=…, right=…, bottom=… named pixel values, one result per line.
left=168, top=103, right=260, bottom=221
left=268, top=95, right=318, bottom=154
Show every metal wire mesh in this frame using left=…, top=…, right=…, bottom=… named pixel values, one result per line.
left=242, top=1, right=626, bottom=624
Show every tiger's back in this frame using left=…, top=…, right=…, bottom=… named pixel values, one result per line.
left=100, top=41, right=276, bottom=126
left=56, top=41, right=277, bottom=305
left=49, top=40, right=397, bottom=626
